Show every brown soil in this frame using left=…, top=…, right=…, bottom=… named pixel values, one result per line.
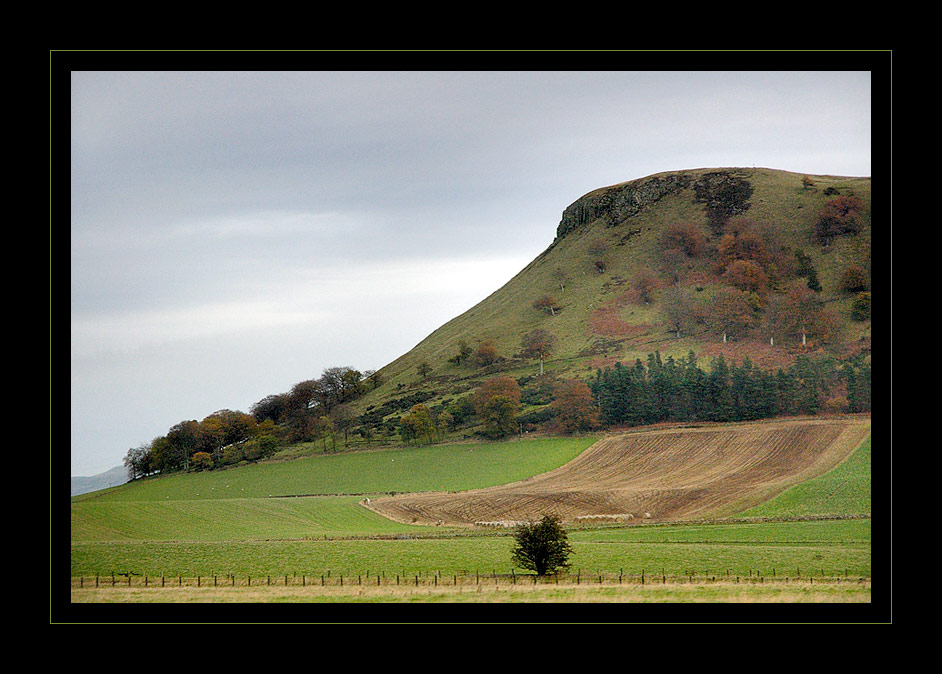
left=365, top=417, right=871, bottom=527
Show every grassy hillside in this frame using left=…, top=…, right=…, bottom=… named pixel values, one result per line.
left=354, top=167, right=871, bottom=429
left=71, top=436, right=596, bottom=540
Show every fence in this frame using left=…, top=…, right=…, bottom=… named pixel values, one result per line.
left=71, top=567, right=870, bottom=590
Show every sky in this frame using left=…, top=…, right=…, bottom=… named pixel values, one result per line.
left=67, top=59, right=876, bottom=476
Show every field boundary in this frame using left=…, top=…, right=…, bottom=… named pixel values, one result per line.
left=71, top=568, right=871, bottom=591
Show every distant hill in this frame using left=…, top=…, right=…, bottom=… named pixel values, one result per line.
left=353, top=167, right=871, bottom=428
left=71, top=465, right=128, bottom=496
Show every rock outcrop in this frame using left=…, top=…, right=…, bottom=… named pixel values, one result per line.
left=555, top=169, right=755, bottom=240
left=555, top=172, right=692, bottom=240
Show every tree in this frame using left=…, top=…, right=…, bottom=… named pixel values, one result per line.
left=475, top=340, right=498, bottom=367
left=551, top=267, right=569, bottom=292
left=550, top=379, right=599, bottom=433
left=331, top=404, right=357, bottom=446
left=723, top=259, right=769, bottom=296
left=123, top=443, right=152, bottom=480
left=250, top=394, right=290, bottom=424
left=399, top=403, right=436, bottom=445
left=660, top=222, right=707, bottom=258
left=815, top=195, right=864, bottom=244
left=511, top=515, right=573, bottom=576
left=473, top=376, right=522, bottom=438
left=710, top=286, right=761, bottom=342
left=166, top=419, right=201, bottom=471
left=533, top=294, right=561, bottom=316
left=191, top=451, right=213, bottom=471
left=521, top=328, right=556, bottom=375
left=447, top=340, right=474, bottom=366
left=765, top=281, right=840, bottom=346
left=416, top=361, right=433, bottom=380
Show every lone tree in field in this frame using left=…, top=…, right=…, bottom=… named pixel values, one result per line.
left=511, top=515, right=573, bottom=576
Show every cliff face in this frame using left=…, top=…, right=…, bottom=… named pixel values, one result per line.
left=555, top=172, right=693, bottom=240
left=555, top=169, right=755, bottom=240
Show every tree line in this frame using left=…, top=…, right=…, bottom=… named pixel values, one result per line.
left=124, top=366, right=377, bottom=480
left=590, top=350, right=870, bottom=428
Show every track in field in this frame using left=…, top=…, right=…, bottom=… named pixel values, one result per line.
left=364, top=417, right=871, bottom=527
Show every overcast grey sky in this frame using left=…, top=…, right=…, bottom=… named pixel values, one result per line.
left=68, top=64, right=875, bottom=476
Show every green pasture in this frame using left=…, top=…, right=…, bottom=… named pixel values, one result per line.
left=74, top=436, right=595, bottom=504
left=70, top=518, right=870, bottom=579
left=70, top=432, right=872, bottom=581
left=739, top=436, right=871, bottom=518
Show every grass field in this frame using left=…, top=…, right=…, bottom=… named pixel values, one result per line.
left=66, top=425, right=876, bottom=613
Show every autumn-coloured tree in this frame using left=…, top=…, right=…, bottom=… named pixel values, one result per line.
left=473, top=376, right=522, bottom=438
left=190, top=451, right=213, bottom=471
left=533, top=294, right=561, bottom=316
left=662, top=285, right=710, bottom=338
left=723, top=259, right=769, bottom=296
left=815, top=195, right=864, bottom=244
left=709, top=286, right=761, bottom=342
left=473, top=376, right=522, bottom=416
left=660, top=222, right=707, bottom=258
left=716, top=219, right=770, bottom=270
left=765, top=281, right=840, bottom=346
left=550, top=379, right=599, bottom=433
left=521, top=328, right=557, bottom=375
left=475, top=340, right=498, bottom=367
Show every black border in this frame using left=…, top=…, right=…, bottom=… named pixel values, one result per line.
left=54, top=49, right=890, bottom=625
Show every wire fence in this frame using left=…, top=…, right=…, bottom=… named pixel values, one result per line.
left=71, top=567, right=870, bottom=590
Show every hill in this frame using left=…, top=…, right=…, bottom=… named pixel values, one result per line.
left=353, top=167, right=871, bottom=433
left=112, top=167, right=871, bottom=481
left=71, top=465, right=128, bottom=496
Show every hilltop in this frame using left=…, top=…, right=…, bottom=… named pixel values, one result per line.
left=352, top=167, right=871, bottom=434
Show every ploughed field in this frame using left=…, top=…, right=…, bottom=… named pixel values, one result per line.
left=365, top=418, right=871, bottom=527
